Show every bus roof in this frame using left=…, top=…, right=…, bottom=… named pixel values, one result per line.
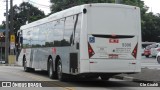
left=20, top=3, right=139, bottom=30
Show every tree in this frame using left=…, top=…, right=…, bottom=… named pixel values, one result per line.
left=0, top=21, right=6, bottom=29
left=12, top=2, right=45, bottom=34
left=0, top=25, right=5, bottom=29
left=50, top=0, right=115, bottom=13
left=142, top=12, right=160, bottom=42
left=0, top=2, right=45, bottom=35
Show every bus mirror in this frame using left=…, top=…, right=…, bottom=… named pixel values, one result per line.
left=20, top=37, right=23, bottom=44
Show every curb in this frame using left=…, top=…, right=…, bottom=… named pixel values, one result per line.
left=0, top=64, right=21, bottom=67
left=113, top=75, right=160, bottom=83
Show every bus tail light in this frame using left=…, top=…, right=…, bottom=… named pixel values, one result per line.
left=157, top=48, right=160, bottom=51
left=132, top=43, right=138, bottom=59
left=88, top=42, right=95, bottom=58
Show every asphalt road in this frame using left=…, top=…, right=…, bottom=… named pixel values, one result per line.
left=0, top=56, right=159, bottom=90
left=141, top=56, right=160, bottom=69
left=0, top=65, right=159, bottom=90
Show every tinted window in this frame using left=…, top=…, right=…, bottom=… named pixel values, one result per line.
left=22, top=14, right=81, bottom=48
left=30, top=27, right=39, bottom=47
left=63, top=14, right=82, bottom=46
left=52, top=19, right=65, bottom=46
left=74, top=14, right=81, bottom=44
left=63, top=16, right=75, bottom=46
left=23, top=29, right=31, bottom=48
left=44, top=22, right=54, bottom=47
left=38, top=24, right=46, bottom=47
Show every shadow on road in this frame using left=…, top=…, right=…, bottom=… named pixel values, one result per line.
left=23, top=70, right=139, bottom=87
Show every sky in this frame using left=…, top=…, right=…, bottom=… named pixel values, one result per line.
left=141, top=0, right=160, bottom=13
left=0, top=0, right=51, bottom=24
left=0, top=0, right=160, bottom=25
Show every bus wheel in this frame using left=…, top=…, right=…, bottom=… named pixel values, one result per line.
left=48, top=59, right=53, bottom=79
left=57, top=60, right=66, bottom=81
left=145, top=55, right=149, bottom=58
left=157, top=56, right=160, bottom=64
left=23, top=57, right=29, bottom=72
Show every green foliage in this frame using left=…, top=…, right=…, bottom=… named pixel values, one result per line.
left=0, top=21, right=5, bottom=29
left=50, top=0, right=115, bottom=13
left=50, top=0, right=146, bottom=13
left=14, top=2, right=45, bottom=32
left=0, top=2, right=45, bottom=35
left=0, top=25, right=5, bottom=29
left=142, top=13, right=160, bottom=42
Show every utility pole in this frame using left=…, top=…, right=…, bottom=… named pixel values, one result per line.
left=10, top=0, right=15, bottom=55
left=5, top=0, right=9, bottom=64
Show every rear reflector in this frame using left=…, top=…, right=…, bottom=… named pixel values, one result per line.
left=132, top=43, right=138, bottom=59
left=88, top=42, right=95, bottom=58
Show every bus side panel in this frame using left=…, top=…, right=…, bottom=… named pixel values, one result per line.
left=79, top=7, right=88, bottom=60
left=17, top=49, right=24, bottom=66
left=57, top=47, right=70, bottom=74
left=17, top=48, right=31, bottom=68
left=79, top=8, right=90, bottom=73
left=25, top=49, right=31, bottom=68
left=32, top=48, right=48, bottom=70
left=135, top=7, right=142, bottom=72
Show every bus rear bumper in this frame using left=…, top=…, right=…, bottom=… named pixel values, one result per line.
left=79, top=59, right=141, bottom=74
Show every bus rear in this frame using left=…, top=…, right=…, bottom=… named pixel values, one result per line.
left=80, top=4, right=141, bottom=75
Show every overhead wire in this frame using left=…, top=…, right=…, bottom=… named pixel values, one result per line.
left=28, top=0, right=50, bottom=8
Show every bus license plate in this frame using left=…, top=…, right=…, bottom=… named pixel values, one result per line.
left=109, top=54, right=118, bottom=59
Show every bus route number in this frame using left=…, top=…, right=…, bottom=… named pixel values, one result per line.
left=122, top=43, right=131, bottom=47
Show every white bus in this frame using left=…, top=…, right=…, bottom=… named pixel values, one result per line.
left=17, top=3, right=141, bottom=81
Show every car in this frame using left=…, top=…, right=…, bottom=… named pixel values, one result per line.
left=156, top=52, right=160, bottom=64
left=141, top=47, right=144, bottom=56
left=142, top=42, right=156, bottom=48
left=150, top=43, right=160, bottom=57
left=142, top=42, right=156, bottom=57
left=144, top=45, right=152, bottom=58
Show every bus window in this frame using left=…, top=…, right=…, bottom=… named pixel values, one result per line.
left=52, top=19, right=65, bottom=47
left=74, top=14, right=82, bottom=49
left=63, top=16, right=75, bottom=46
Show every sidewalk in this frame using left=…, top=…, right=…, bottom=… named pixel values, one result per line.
left=0, top=61, right=19, bottom=66
left=0, top=64, right=19, bottom=66
left=114, top=68, right=160, bottom=82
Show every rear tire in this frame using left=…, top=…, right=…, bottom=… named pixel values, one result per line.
left=48, top=58, right=57, bottom=79
left=48, top=59, right=53, bottom=79
left=145, top=55, right=149, bottom=58
left=100, top=75, right=111, bottom=81
left=57, top=60, right=66, bottom=81
left=84, top=75, right=99, bottom=80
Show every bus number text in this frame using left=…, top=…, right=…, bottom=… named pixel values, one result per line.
left=122, top=43, right=131, bottom=47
